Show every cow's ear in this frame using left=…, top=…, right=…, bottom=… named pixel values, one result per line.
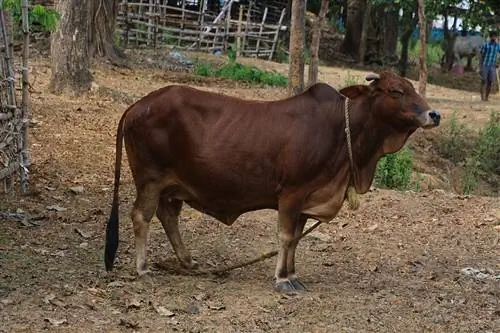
left=339, top=85, right=372, bottom=99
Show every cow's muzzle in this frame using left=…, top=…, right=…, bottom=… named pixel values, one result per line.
left=421, top=109, right=441, bottom=128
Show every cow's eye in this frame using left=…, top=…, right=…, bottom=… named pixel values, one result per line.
left=390, top=88, right=404, bottom=95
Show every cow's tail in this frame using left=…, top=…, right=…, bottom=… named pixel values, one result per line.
left=104, top=110, right=128, bottom=272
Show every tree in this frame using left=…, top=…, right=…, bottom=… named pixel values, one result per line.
left=398, top=2, right=418, bottom=77
left=89, top=0, right=124, bottom=64
left=341, top=0, right=366, bottom=57
left=49, top=0, right=92, bottom=95
left=358, top=0, right=372, bottom=64
left=288, top=0, right=306, bottom=95
left=418, top=0, right=427, bottom=96
left=308, top=0, right=329, bottom=87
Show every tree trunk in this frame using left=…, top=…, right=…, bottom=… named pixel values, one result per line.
left=49, top=0, right=92, bottom=95
left=384, top=8, right=399, bottom=61
left=417, top=0, right=427, bottom=97
left=399, top=5, right=418, bottom=77
left=341, top=0, right=365, bottom=57
left=307, top=0, right=329, bottom=87
left=357, top=0, right=371, bottom=64
left=443, top=11, right=449, bottom=39
left=288, top=0, right=306, bottom=96
left=89, top=0, right=124, bottom=63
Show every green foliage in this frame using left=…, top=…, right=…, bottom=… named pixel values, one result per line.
left=194, top=62, right=215, bottom=77
left=461, top=157, right=479, bottom=195
left=374, top=145, right=415, bottom=190
left=3, top=0, right=60, bottom=35
left=437, top=111, right=499, bottom=194
left=474, top=112, right=500, bottom=176
left=194, top=54, right=287, bottom=87
left=402, top=40, right=443, bottom=67
left=438, top=111, right=474, bottom=163
left=227, top=43, right=237, bottom=63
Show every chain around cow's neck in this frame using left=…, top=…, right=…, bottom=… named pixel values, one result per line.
left=344, top=97, right=359, bottom=210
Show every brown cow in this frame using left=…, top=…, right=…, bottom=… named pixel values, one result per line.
left=104, top=71, right=440, bottom=293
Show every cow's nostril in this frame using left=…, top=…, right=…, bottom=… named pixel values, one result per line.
left=429, top=110, right=441, bottom=120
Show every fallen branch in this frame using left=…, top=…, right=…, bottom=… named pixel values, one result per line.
left=156, top=220, right=323, bottom=276
left=0, top=211, right=35, bottom=227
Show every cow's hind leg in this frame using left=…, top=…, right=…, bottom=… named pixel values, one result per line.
left=132, top=183, right=161, bottom=277
left=286, top=215, right=308, bottom=290
left=156, top=196, right=198, bottom=269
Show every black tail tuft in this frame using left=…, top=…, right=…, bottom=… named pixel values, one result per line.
left=104, top=202, right=119, bottom=271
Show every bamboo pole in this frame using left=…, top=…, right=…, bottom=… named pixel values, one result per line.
left=153, top=0, right=159, bottom=47
left=179, top=0, right=186, bottom=46
left=197, top=0, right=207, bottom=50
left=20, top=0, right=30, bottom=194
left=269, top=8, right=286, bottom=60
left=0, top=7, right=16, bottom=110
left=223, top=0, right=232, bottom=51
left=188, top=0, right=235, bottom=50
left=0, top=1, right=17, bottom=192
left=147, top=0, right=153, bottom=45
left=255, top=7, right=268, bottom=57
left=242, top=0, right=253, bottom=56
left=124, top=0, right=130, bottom=47
left=236, top=4, right=243, bottom=56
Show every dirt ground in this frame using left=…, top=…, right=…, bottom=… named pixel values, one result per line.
left=1, top=51, right=499, bottom=333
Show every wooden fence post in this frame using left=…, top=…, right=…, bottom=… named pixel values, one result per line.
left=255, top=7, right=268, bottom=57
left=269, top=8, right=286, bottom=60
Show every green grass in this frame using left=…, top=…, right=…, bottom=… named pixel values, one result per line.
left=341, top=72, right=361, bottom=88
left=194, top=59, right=287, bottom=87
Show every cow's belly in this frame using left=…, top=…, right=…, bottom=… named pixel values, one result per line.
left=301, top=177, right=349, bottom=223
left=164, top=175, right=278, bottom=225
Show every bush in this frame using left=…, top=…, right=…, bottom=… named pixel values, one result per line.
left=374, top=145, right=414, bottom=190
left=474, top=112, right=500, bottom=176
left=194, top=59, right=287, bottom=87
left=438, top=111, right=474, bottom=164
left=194, top=62, right=215, bottom=77
left=437, top=111, right=499, bottom=194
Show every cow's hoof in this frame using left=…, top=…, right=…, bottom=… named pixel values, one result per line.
left=274, top=280, right=298, bottom=294
left=137, top=272, right=153, bottom=285
left=181, top=259, right=199, bottom=270
left=290, top=278, right=307, bottom=291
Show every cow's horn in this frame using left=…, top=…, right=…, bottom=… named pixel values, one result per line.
left=365, top=73, right=380, bottom=81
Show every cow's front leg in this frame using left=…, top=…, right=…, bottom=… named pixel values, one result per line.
left=286, top=215, right=308, bottom=290
left=274, top=207, right=302, bottom=293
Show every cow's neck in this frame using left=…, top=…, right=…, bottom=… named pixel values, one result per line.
left=346, top=98, right=413, bottom=194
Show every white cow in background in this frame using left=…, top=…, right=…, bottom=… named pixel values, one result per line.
left=441, top=35, right=484, bottom=72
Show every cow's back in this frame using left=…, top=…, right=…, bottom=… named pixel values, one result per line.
left=454, top=35, right=484, bottom=55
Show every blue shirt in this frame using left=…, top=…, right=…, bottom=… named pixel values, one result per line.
left=480, top=41, right=500, bottom=67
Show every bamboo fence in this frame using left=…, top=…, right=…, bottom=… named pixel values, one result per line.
left=0, top=0, right=30, bottom=194
left=116, top=0, right=288, bottom=60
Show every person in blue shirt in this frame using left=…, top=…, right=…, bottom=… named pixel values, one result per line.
left=479, top=31, right=500, bottom=101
